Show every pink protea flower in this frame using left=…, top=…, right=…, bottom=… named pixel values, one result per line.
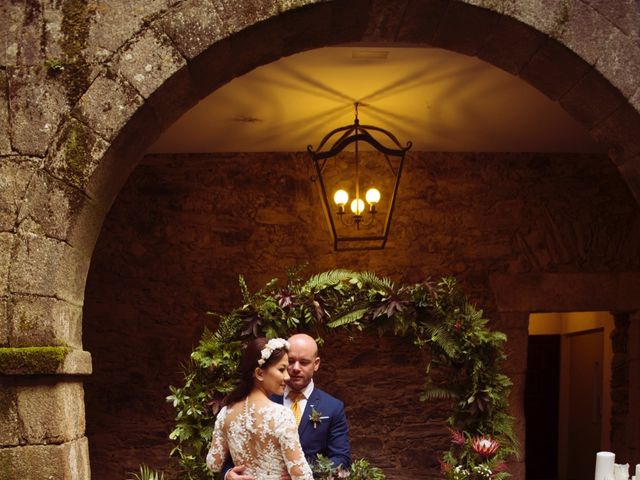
left=472, top=436, right=499, bottom=458
left=448, top=427, right=465, bottom=446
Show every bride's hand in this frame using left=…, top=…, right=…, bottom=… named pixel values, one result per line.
left=227, top=465, right=255, bottom=480
left=279, top=471, right=292, bottom=480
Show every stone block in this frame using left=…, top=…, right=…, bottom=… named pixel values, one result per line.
left=0, top=1, right=44, bottom=66
left=631, top=88, right=640, bottom=115
left=0, top=70, right=11, bottom=154
left=0, top=157, right=39, bottom=232
left=0, top=347, right=92, bottom=375
left=85, top=0, right=168, bottom=63
left=277, top=0, right=318, bottom=13
left=114, top=29, right=187, bottom=99
left=585, top=0, right=640, bottom=43
left=591, top=101, right=640, bottom=166
left=597, top=29, right=640, bottom=100
left=361, top=0, right=409, bottom=42
left=560, top=68, right=625, bottom=129
left=509, top=0, right=576, bottom=37
left=478, top=15, right=547, bottom=75
left=555, top=0, right=612, bottom=66
left=46, top=117, right=110, bottom=191
left=155, top=0, right=228, bottom=59
left=8, top=296, right=83, bottom=348
left=8, top=233, right=88, bottom=305
left=520, top=37, right=592, bottom=100
left=328, top=0, right=370, bottom=44
left=16, top=380, right=85, bottom=443
left=618, top=160, right=640, bottom=208
left=0, top=232, right=14, bottom=297
left=17, top=168, right=87, bottom=242
left=0, top=297, right=7, bottom=346
left=8, top=67, right=68, bottom=156
left=42, top=1, right=64, bottom=62
left=224, top=16, right=286, bottom=82
left=431, top=1, right=500, bottom=56
left=396, top=0, right=448, bottom=44
left=278, top=1, right=332, bottom=58
left=74, top=71, right=143, bottom=142
left=0, top=384, right=20, bottom=446
left=213, top=0, right=279, bottom=38
left=0, top=437, right=90, bottom=480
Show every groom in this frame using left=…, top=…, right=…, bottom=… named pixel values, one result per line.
left=224, top=333, right=351, bottom=479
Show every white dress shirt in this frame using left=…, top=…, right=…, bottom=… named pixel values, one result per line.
left=283, top=379, right=315, bottom=419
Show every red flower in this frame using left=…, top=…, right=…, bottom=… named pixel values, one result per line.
left=448, top=427, right=465, bottom=445
left=472, top=436, right=499, bottom=458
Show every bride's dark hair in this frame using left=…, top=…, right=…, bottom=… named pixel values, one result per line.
left=223, top=337, right=288, bottom=406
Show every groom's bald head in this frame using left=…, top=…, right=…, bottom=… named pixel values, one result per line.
left=286, top=333, right=320, bottom=391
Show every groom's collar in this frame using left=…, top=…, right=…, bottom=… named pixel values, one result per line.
left=284, top=379, right=315, bottom=399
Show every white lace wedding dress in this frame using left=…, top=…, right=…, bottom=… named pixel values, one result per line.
left=206, top=398, right=314, bottom=480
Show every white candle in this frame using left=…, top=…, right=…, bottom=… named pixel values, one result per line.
left=636, top=464, right=640, bottom=478
left=596, top=452, right=616, bottom=480
left=615, top=464, right=630, bottom=480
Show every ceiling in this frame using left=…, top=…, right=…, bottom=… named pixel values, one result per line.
left=148, top=46, right=602, bottom=154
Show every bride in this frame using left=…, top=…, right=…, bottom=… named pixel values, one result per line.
left=206, top=337, right=314, bottom=480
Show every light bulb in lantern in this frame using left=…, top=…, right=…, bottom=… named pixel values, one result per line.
left=365, top=188, right=381, bottom=205
left=350, top=198, right=365, bottom=215
left=333, top=189, right=349, bottom=207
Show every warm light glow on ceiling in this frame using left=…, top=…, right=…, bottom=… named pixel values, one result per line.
left=148, top=46, right=602, bottom=154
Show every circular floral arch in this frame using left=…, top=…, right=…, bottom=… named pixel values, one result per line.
left=168, top=270, right=517, bottom=479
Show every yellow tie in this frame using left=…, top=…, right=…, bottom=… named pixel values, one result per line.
left=289, top=391, right=303, bottom=425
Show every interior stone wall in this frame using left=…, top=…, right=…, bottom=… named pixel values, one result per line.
left=82, top=151, right=640, bottom=479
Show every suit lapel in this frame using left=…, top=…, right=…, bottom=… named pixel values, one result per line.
left=298, top=388, right=320, bottom=438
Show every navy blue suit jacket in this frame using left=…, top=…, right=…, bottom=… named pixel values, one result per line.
left=273, top=387, right=351, bottom=469
left=220, top=388, right=351, bottom=478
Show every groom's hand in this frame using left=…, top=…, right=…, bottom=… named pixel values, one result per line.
left=226, top=465, right=254, bottom=480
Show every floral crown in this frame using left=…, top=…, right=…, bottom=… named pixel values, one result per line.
left=257, top=338, right=289, bottom=367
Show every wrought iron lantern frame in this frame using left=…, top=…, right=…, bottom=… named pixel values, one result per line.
left=308, top=105, right=412, bottom=251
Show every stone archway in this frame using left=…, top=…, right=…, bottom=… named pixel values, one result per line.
left=2, top=1, right=640, bottom=478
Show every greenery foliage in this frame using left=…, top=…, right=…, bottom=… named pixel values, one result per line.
left=312, top=455, right=385, bottom=480
left=167, top=269, right=516, bottom=479
left=127, top=464, right=166, bottom=480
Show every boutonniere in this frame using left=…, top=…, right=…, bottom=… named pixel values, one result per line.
left=309, top=406, right=329, bottom=429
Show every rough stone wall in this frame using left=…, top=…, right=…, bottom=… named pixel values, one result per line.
left=3, top=1, right=640, bottom=478
left=82, top=151, right=640, bottom=479
left=611, top=312, right=640, bottom=466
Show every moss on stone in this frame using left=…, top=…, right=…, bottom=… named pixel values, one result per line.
left=18, top=311, right=37, bottom=331
left=56, top=117, right=96, bottom=188
left=59, top=0, right=94, bottom=105
left=0, top=346, right=69, bottom=374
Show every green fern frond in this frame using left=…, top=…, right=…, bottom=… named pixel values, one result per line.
left=327, top=308, right=368, bottom=328
left=419, top=323, right=458, bottom=358
left=212, top=315, right=242, bottom=343
left=420, top=385, right=456, bottom=401
left=127, top=464, right=165, bottom=480
left=305, top=269, right=356, bottom=291
left=356, top=271, right=395, bottom=292
left=238, top=275, right=250, bottom=304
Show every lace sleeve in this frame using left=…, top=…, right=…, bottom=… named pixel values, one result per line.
left=206, top=407, right=229, bottom=472
left=276, top=408, right=314, bottom=480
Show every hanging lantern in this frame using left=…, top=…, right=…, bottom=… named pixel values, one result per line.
left=308, top=103, right=412, bottom=251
